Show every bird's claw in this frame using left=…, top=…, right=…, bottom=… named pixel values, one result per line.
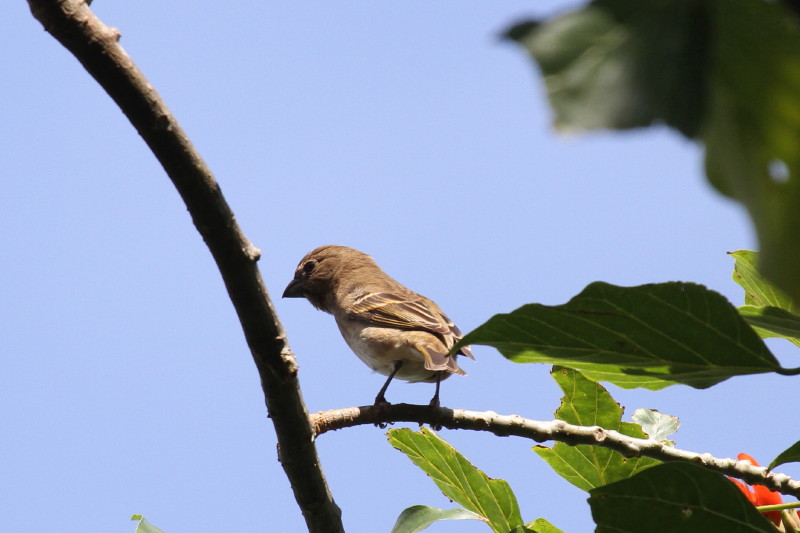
left=427, top=399, right=443, bottom=430
left=373, top=396, right=392, bottom=427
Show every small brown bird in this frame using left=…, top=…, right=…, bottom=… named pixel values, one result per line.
left=283, top=245, right=473, bottom=407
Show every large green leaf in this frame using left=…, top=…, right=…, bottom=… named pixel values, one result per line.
left=461, top=281, right=780, bottom=390
left=534, top=367, right=659, bottom=491
left=704, top=1, right=800, bottom=304
left=731, top=250, right=800, bottom=346
left=589, top=463, right=776, bottom=532
left=388, top=428, right=524, bottom=533
left=506, top=1, right=800, bottom=304
left=504, top=0, right=708, bottom=137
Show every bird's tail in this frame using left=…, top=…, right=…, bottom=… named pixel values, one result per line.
left=417, top=342, right=467, bottom=376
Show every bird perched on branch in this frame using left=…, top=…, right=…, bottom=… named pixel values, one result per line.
left=282, top=245, right=474, bottom=407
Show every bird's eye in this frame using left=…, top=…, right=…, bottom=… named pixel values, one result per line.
left=302, top=260, right=316, bottom=273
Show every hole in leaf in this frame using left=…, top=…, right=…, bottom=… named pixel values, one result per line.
left=768, top=159, right=790, bottom=183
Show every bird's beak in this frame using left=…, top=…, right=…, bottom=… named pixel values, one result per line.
left=282, top=278, right=305, bottom=298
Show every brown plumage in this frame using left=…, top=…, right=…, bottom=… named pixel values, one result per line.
left=283, top=245, right=473, bottom=406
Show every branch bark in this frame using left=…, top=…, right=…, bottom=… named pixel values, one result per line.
left=26, top=1, right=343, bottom=531
left=312, top=404, right=800, bottom=499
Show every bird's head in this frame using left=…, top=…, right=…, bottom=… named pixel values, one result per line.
left=282, top=245, right=377, bottom=313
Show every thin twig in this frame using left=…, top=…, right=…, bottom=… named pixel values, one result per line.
left=26, top=1, right=343, bottom=531
left=312, top=404, right=800, bottom=499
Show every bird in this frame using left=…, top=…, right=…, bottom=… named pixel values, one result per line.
left=282, top=245, right=473, bottom=407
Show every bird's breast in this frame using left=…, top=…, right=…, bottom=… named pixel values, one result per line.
left=334, top=315, right=444, bottom=383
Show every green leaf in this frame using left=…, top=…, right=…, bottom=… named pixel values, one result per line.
left=730, top=250, right=797, bottom=310
left=525, top=518, right=565, bottom=533
left=534, top=367, right=659, bottom=491
left=131, top=515, right=165, bottom=533
left=738, top=305, right=800, bottom=346
left=388, top=428, right=524, bottom=533
left=704, top=1, right=800, bottom=305
left=730, top=250, right=800, bottom=346
left=589, top=462, right=776, bottom=532
left=503, top=0, right=707, bottom=137
left=631, top=408, right=679, bottom=443
left=460, top=281, right=780, bottom=390
left=507, top=0, right=800, bottom=304
left=768, top=441, right=800, bottom=471
left=390, top=505, right=485, bottom=533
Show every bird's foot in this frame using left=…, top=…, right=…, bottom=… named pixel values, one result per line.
left=427, top=396, right=443, bottom=430
left=373, top=395, right=393, bottom=428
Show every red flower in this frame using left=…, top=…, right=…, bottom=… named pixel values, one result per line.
left=729, top=453, right=782, bottom=526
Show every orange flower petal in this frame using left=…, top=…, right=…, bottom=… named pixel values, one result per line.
left=753, top=483, right=783, bottom=506
left=729, top=477, right=758, bottom=504
left=733, top=454, right=783, bottom=526
left=737, top=452, right=760, bottom=466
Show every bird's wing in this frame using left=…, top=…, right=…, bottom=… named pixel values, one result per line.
left=348, top=291, right=474, bottom=360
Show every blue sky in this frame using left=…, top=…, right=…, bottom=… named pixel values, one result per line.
left=3, top=2, right=796, bottom=532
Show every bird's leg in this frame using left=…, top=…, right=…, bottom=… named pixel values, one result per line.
left=426, top=372, right=444, bottom=431
left=374, top=360, right=403, bottom=407
left=429, top=372, right=443, bottom=409
left=373, top=361, right=403, bottom=428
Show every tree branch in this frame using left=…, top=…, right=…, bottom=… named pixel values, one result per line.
left=26, top=1, right=343, bottom=531
left=312, top=404, right=800, bottom=499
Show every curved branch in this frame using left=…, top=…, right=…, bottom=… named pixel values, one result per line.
left=312, top=404, right=800, bottom=499
left=26, top=1, right=342, bottom=531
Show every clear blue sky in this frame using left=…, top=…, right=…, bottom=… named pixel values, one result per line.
left=3, top=2, right=796, bottom=532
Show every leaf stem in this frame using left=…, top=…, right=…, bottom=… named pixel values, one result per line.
left=757, top=502, right=800, bottom=512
